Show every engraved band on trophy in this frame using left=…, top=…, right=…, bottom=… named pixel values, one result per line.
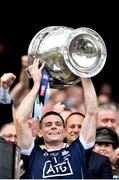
left=28, top=26, right=107, bottom=88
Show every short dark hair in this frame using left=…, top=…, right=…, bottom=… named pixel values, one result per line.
left=65, top=112, right=85, bottom=126
left=40, top=111, right=65, bottom=128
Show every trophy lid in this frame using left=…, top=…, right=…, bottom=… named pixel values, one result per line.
left=64, top=27, right=107, bottom=77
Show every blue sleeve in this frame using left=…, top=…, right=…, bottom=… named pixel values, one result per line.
left=0, top=87, right=11, bottom=104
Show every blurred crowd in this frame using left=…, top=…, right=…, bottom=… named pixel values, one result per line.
left=0, top=55, right=119, bottom=179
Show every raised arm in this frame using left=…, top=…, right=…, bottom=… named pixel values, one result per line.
left=80, top=77, right=98, bottom=144
left=0, top=73, right=16, bottom=89
left=10, top=55, right=30, bottom=107
left=15, top=59, right=45, bottom=149
left=0, top=73, right=16, bottom=104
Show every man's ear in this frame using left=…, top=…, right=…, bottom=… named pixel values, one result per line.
left=63, top=128, right=67, bottom=138
left=38, top=129, right=42, bottom=137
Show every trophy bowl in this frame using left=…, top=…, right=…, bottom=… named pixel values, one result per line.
left=28, top=26, right=107, bottom=88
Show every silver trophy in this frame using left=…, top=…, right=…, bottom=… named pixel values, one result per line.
left=28, top=26, right=107, bottom=88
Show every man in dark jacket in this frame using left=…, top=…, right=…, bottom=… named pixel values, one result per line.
left=88, top=151, right=113, bottom=179
left=65, top=112, right=113, bottom=179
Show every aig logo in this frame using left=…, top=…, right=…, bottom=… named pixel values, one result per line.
left=43, top=158, right=73, bottom=178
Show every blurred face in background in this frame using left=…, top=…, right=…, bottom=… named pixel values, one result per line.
left=98, top=94, right=110, bottom=104
left=99, top=83, right=112, bottom=98
left=97, top=109, right=118, bottom=130
left=94, top=142, right=114, bottom=160
left=65, top=85, right=84, bottom=109
left=0, top=124, right=17, bottom=144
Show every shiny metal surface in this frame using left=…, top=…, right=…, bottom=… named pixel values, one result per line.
left=64, top=27, right=107, bottom=77
left=28, top=26, right=107, bottom=88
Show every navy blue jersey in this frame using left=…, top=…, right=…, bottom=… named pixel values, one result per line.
left=26, top=138, right=90, bottom=179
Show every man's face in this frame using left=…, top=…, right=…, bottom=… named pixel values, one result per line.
left=94, top=142, right=114, bottom=160
left=97, top=110, right=118, bottom=130
left=1, top=124, right=17, bottom=144
left=66, top=114, right=84, bottom=144
left=41, top=114, right=65, bottom=144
